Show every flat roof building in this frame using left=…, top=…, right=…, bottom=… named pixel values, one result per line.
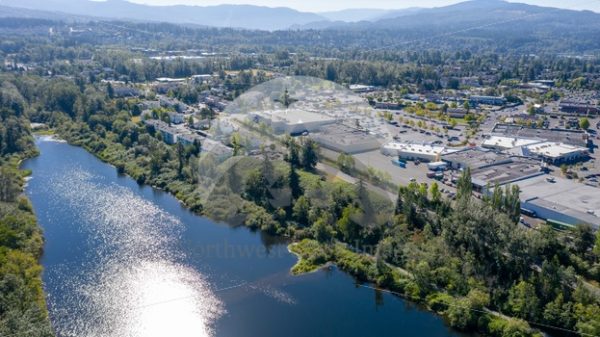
left=144, top=119, right=180, bottom=144
left=482, top=136, right=542, bottom=151
left=470, top=95, right=507, bottom=106
left=311, top=123, right=382, bottom=154
left=349, top=84, right=376, bottom=93
left=559, top=101, right=600, bottom=116
left=523, top=142, right=589, bottom=165
left=250, top=109, right=337, bottom=135
left=470, top=158, right=545, bottom=193
left=442, top=148, right=513, bottom=170
left=492, top=123, right=591, bottom=148
left=515, top=175, right=600, bottom=229
left=382, top=142, right=458, bottom=162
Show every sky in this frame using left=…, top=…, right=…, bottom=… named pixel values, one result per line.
left=126, top=0, right=600, bottom=12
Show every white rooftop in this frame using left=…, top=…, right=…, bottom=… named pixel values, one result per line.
left=515, top=175, right=600, bottom=227
left=383, top=142, right=459, bottom=156
left=255, top=109, right=337, bottom=125
left=482, top=136, right=542, bottom=150
left=156, top=77, right=187, bottom=82
left=525, top=142, right=588, bottom=159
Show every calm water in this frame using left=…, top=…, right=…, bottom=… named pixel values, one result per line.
left=23, top=137, right=465, bottom=337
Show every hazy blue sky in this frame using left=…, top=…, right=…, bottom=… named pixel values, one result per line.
left=126, top=0, right=600, bottom=12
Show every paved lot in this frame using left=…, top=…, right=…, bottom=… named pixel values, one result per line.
left=352, top=150, right=457, bottom=194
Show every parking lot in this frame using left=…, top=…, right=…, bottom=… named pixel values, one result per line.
left=352, top=149, right=458, bottom=194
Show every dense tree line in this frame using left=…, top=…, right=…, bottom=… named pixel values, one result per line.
left=0, top=77, right=53, bottom=336
left=1, top=19, right=600, bottom=91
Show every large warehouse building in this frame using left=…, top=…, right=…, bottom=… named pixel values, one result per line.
left=249, top=109, right=337, bottom=135
left=514, top=176, right=600, bottom=230
left=311, top=123, right=382, bottom=154
left=522, top=142, right=589, bottom=165
left=381, top=142, right=459, bottom=162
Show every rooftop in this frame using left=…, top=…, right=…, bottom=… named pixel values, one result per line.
left=383, top=142, right=459, bottom=157
left=482, top=136, right=542, bottom=150
left=312, top=123, right=381, bottom=146
left=442, top=148, right=513, bottom=169
left=525, top=142, right=589, bottom=159
left=254, top=109, right=337, bottom=125
left=492, top=124, right=589, bottom=147
left=471, top=157, right=544, bottom=188
left=515, top=175, right=600, bottom=227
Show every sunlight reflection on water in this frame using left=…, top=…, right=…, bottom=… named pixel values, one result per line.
left=45, top=165, right=223, bottom=337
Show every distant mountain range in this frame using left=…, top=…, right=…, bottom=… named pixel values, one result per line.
left=0, top=0, right=325, bottom=30
left=317, top=8, right=392, bottom=22
left=0, top=0, right=599, bottom=34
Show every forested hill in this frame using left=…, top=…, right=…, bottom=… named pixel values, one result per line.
left=297, top=0, right=600, bottom=52
left=0, top=0, right=325, bottom=31
left=2, top=0, right=600, bottom=53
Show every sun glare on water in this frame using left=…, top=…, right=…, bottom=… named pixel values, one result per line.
left=45, top=164, right=224, bottom=337
left=111, top=260, right=220, bottom=337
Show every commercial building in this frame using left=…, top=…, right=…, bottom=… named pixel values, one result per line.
left=469, top=95, right=507, bottom=106
left=442, top=148, right=545, bottom=193
left=559, top=101, right=600, bottom=116
left=311, top=123, right=382, bottom=154
left=482, top=136, right=542, bottom=151
left=250, top=109, right=337, bottom=135
left=112, top=86, right=140, bottom=98
left=470, top=158, right=545, bottom=193
left=523, top=142, right=589, bottom=164
left=374, top=102, right=402, bottom=110
left=515, top=175, right=600, bottom=229
left=492, top=124, right=592, bottom=148
left=381, top=142, right=458, bottom=162
left=156, top=77, right=187, bottom=83
left=349, top=84, right=376, bottom=93
left=446, top=108, right=468, bottom=119
left=442, top=148, right=513, bottom=170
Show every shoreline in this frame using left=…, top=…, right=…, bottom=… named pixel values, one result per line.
left=41, top=131, right=540, bottom=337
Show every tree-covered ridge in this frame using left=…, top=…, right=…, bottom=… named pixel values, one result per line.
left=0, top=77, right=53, bottom=336
left=1, top=18, right=600, bottom=91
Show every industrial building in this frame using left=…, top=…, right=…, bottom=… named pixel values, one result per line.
left=492, top=123, right=592, bottom=148
left=381, top=142, right=458, bottom=162
left=442, top=148, right=545, bottom=193
left=559, top=101, right=600, bottom=116
left=442, top=148, right=513, bottom=170
left=469, top=95, right=507, bottom=106
left=515, top=175, right=600, bottom=229
left=349, top=84, right=376, bottom=93
left=249, top=109, right=337, bottom=135
left=311, top=123, right=382, bottom=154
left=482, top=136, right=542, bottom=151
left=523, top=142, right=589, bottom=164
left=469, top=158, right=545, bottom=193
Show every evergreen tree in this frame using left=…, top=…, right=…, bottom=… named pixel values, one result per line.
left=289, top=162, right=302, bottom=199
left=300, top=138, right=319, bottom=171
left=456, top=167, right=472, bottom=200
